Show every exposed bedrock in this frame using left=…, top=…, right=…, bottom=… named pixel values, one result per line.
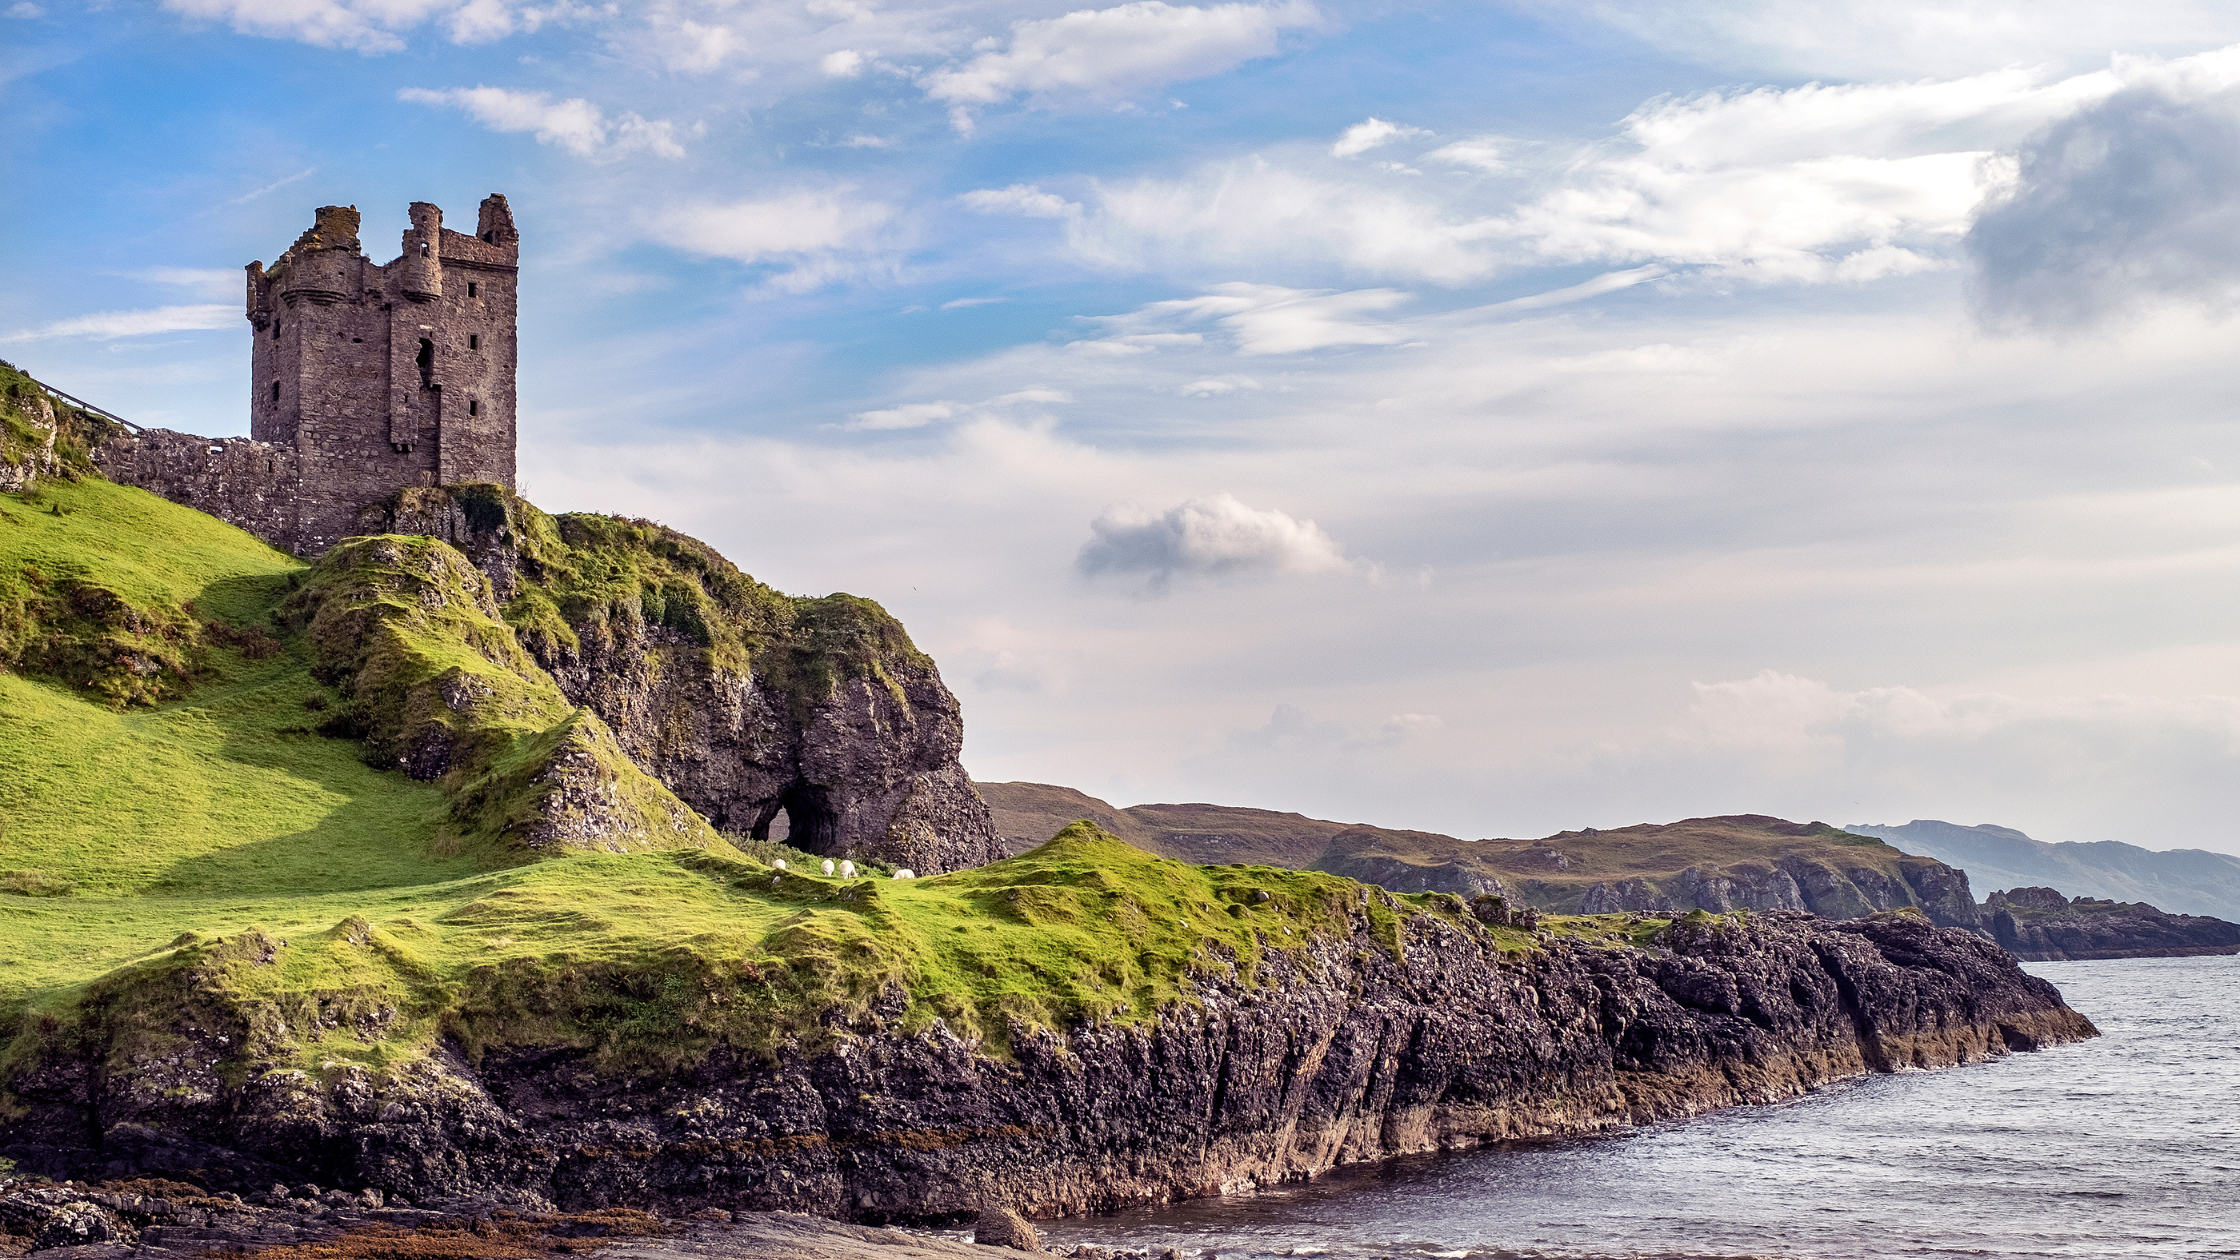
left=360, top=487, right=1003, bottom=874
left=0, top=912, right=2092, bottom=1219
left=1579, top=855, right=1982, bottom=930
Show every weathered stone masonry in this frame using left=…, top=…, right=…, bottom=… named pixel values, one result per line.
left=95, top=196, right=519, bottom=555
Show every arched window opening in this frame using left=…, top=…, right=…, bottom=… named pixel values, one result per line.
left=416, top=338, right=435, bottom=389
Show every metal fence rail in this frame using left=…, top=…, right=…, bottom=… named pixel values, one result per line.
left=23, top=375, right=143, bottom=433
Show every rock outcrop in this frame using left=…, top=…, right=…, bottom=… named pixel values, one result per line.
left=1982, top=886, right=2240, bottom=960
left=0, top=899, right=2092, bottom=1221
left=358, top=486, right=1002, bottom=874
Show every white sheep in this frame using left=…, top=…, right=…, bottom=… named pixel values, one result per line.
left=773, top=859, right=786, bottom=871
left=821, top=858, right=836, bottom=876
left=840, top=860, right=857, bottom=878
left=893, top=869, right=915, bottom=880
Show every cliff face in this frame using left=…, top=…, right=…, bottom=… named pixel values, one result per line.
left=0, top=902, right=2092, bottom=1219
left=1982, top=886, right=2240, bottom=961
left=363, top=488, right=1003, bottom=874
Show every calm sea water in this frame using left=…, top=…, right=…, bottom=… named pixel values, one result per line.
left=1030, top=955, right=2240, bottom=1260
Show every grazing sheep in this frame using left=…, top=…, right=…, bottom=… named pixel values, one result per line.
left=773, top=859, right=786, bottom=871
left=839, top=860, right=857, bottom=878
left=821, top=858, right=836, bottom=876
left=893, top=869, right=914, bottom=880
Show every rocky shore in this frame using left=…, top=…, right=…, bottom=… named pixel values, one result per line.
left=1983, top=886, right=2240, bottom=960
left=1, top=908, right=2094, bottom=1224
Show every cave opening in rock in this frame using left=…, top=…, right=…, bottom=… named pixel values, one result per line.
left=752, top=782, right=840, bottom=854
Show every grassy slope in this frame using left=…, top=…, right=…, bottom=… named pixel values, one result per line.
left=3, top=478, right=1545, bottom=1096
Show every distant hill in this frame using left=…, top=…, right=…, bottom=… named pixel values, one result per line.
left=1845, top=820, right=2240, bottom=920
left=974, top=783, right=1980, bottom=926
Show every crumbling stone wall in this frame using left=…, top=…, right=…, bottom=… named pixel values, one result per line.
left=99, top=196, right=519, bottom=556
left=88, top=431, right=303, bottom=547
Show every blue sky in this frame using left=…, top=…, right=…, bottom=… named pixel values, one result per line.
left=7, top=0, right=2240, bottom=853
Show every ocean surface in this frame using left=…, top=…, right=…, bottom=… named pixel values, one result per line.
left=1027, top=955, right=2240, bottom=1260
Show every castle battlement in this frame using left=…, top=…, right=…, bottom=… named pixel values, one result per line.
left=96, top=196, right=521, bottom=556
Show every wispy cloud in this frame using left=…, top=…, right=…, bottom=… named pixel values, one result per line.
left=1076, top=283, right=1414, bottom=355
left=228, top=166, right=316, bottom=205
left=1, top=305, right=236, bottom=343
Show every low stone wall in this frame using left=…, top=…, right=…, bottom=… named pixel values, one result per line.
left=90, top=430, right=308, bottom=554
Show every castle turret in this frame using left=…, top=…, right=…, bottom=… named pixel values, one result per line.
left=399, top=202, right=443, bottom=301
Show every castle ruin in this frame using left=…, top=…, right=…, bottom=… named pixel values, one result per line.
left=96, top=195, right=520, bottom=555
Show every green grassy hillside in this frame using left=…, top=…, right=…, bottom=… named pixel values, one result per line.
left=2, top=471, right=1537, bottom=1101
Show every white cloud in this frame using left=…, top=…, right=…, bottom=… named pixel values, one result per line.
left=822, top=48, right=867, bottom=77
left=848, top=400, right=965, bottom=430
left=921, top=0, right=1319, bottom=129
left=1079, top=283, right=1413, bottom=355
left=1057, top=65, right=2146, bottom=286
left=1424, top=137, right=1506, bottom=171
left=1539, top=0, right=2240, bottom=80
left=960, top=183, right=1082, bottom=218
left=1076, top=492, right=1348, bottom=588
left=1331, top=116, right=1429, bottom=158
left=940, top=296, right=1006, bottom=309
left=844, top=386, right=1070, bottom=430
left=1, top=305, right=236, bottom=344
left=400, top=86, right=688, bottom=159
left=1179, top=374, right=1261, bottom=395
left=162, top=0, right=546, bottom=53
left=656, top=191, right=900, bottom=291
left=7, top=3, right=47, bottom=18
left=839, top=133, right=895, bottom=148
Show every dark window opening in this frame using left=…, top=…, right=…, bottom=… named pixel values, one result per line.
left=469, top=334, right=479, bottom=350
left=269, top=381, right=280, bottom=402
left=468, top=281, right=478, bottom=297
left=419, top=241, right=430, bottom=257
left=352, top=337, right=363, bottom=343
left=272, top=320, right=281, bottom=341
left=416, top=338, right=435, bottom=388
left=469, top=399, right=479, bottom=416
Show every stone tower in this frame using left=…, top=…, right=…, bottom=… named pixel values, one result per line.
left=240, top=196, right=519, bottom=550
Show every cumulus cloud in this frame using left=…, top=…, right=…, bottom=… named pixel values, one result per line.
left=1077, top=283, right=1413, bottom=355
left=821, top=48, right=867, bottom=77
left=1968, top=59, right=2240, bottom=329
left=400, top=86, right=689, bottom=159
left=921, top=0, right=1318, bottom=130
left=1, top=305, right=236, bottom=344
left=164, top=0, right=550, bottom=52
left=1076, top=493, right=1348, bottom=588
left=656, top=191, right=899, bottom=291
left=1331, top=117, right=1429, bottom=157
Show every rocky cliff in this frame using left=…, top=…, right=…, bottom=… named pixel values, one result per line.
left=360, top=486, right=1002, bottom=875
left=0, top=828, right=2093, bottom=1222
left=1981, top=886, right=2240, bottom=961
